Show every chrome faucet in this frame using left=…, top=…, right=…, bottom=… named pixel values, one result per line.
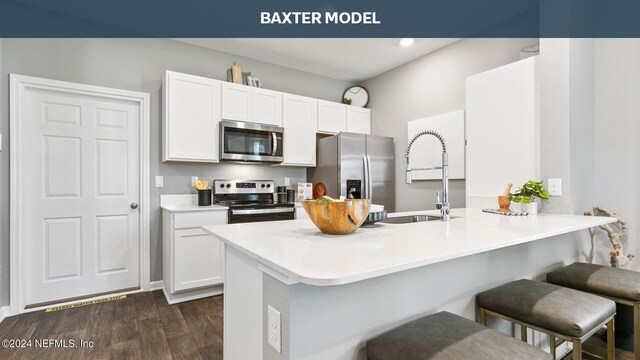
left=405, top=130, right=450, bottom=222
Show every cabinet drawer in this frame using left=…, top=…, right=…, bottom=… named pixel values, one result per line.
left=174, top=211, right=227, bottom=229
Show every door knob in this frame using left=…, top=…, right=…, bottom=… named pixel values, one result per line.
left=130, top=202, right=139, bottom=209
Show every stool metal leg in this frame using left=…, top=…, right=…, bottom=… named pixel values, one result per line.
left=634, top=303, right=639, bottom=360
left=521, top=325, right=528, bottom=343
left=573, top=339, right=582, bottom=360
left=607, top=318, right=615, bottom=360
left=550, top=335, right=557, bottom=360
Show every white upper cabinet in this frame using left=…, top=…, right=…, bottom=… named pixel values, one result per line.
left=318, top=100, right=347, bottom=134
left=222, top=83, right=283, bottom=126
left=282, top=94, right=318, bottom=166
left=163, top=71, right=222, bottom=163
left=346, top=106, right=371, bottom=134
left=221, top=82, right=252, bottom=122
left=252, top=88, right=283, bottom=126
left=163, top=70, right=373, bottom=165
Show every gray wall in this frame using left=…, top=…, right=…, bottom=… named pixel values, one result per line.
left=594, top=39, right=640, bottom=267
left=362, top=38, right=537, bottom=212
left=0, top=39, right=351, bottom=303
left=0, top=38, right=6, bottom=307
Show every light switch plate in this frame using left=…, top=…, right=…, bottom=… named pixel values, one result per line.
left=548, top=178, right=562, bottom=196
left=284, top=177, right=290, bottom=186
left=191, top=176, right=198, bottom=186
left=267, top=305, right=281, bottom=353
left=155, top=176, right=164, bottom=188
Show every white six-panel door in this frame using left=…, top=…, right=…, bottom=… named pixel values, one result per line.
left=18, top=82, right=142, bottom=306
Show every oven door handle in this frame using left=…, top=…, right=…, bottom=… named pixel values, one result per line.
left=230, top=207, right=295, bottom=215
left=272, top=132, right=278, bottom=156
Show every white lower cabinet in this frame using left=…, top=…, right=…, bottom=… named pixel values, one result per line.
left=174, top=228, right=224, bottom=291
left=295, top=205, right=310, bottom=220
left=163, top=209, right=226, bottom=304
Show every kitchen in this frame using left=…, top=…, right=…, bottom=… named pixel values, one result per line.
left=0, top=36, right=639, bottom=360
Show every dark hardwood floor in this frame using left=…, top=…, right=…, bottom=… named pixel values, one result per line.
left=0, top=291, right=635, bottom=359
left=0, top=291, right=223, bottom=360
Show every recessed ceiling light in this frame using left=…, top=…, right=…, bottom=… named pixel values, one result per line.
left=399, top=38, right=414, bottom=47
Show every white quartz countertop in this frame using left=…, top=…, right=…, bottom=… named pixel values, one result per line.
left=202, top=208, right=615, bottom=286
left=160, top=194, right=228, bottom=212
left=161, top=204, right=228, bottom=212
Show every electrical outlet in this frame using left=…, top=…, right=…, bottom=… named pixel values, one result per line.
left=548, top=178, right=562, bottom=196
left=191, top=176, right=198, bottom=186
left=284, top=177, right=290, bottom=186
left=155, top=176, right=164, bottom=188
left=267, top=305, right=281, bottom=353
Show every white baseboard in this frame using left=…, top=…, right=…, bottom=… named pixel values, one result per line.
left=149, top=280, right=164, bottom=291
left=0, top=306, right=12, bottom=323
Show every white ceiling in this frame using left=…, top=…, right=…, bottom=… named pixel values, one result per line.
left=174, top=38, right=461, bottom=82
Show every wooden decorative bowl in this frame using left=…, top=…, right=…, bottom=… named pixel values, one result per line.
left=301, top=199, right=371, bottom=235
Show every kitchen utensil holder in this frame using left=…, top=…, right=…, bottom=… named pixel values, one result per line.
left=198, top=189, right=212, bottom=206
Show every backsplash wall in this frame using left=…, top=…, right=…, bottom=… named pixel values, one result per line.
left=0, top=38, right=350, bottom=297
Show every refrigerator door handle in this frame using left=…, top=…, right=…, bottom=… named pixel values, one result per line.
left=362, top=154, right=368, bottom=198
left=366, top=154, right=373, bottom=200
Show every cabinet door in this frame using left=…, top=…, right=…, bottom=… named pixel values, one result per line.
left=252, top=88, right=283, bottom=126
left=318, top=100, right=347, bottom=134
left=173, top=227, right=225, bottom=292
left=346, top=106, right=371, bottom=134
left=282, top=94, right=318, bottom=166
left=163, top=71, right=221, bottom=162
left=222, top=82, right=252, bottom=121
left=295, top=206, right=310, bottom=220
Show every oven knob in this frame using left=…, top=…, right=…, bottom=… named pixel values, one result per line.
left=266, top=184, right=271, bottom=188
left=261, top=184, right=265, bottom=188
left=226, top=184, right=231, bottom=188
left=219, top=183, right=225, bottom=188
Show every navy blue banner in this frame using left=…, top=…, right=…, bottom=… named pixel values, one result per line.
left=0, top=0, right=638, bottom=37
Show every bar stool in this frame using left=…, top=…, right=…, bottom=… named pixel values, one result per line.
left=477, top=279, right=616, bottom=360
left=548, top=262, right=640, bottom=360
left=366, top=311, right=549, bottom=359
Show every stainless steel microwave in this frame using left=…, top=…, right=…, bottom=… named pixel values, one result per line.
left=220, top=120, right=284, bottom=163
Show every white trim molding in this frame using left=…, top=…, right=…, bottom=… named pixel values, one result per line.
left=149, top=280, right=164, bottom=291
left=0, top=306, right=10, bottom=323
left=9, top=74, right=151, bottom=314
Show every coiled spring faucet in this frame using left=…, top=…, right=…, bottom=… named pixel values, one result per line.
left=405, top=130, right=450, bottom=222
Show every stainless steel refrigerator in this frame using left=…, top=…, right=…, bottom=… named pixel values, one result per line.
left=308, top=132, right=395, bottom=212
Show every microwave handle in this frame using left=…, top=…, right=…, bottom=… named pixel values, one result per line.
left=272, top=132, right=278, bottom=156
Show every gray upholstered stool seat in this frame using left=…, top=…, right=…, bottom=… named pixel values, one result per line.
left=548, top=262, right=640, bottom=360
left=366, top=311, right=549, bottom=360
left=547, top=262, right=640, bottom=302
left=477, top=279, right=616, bottom=360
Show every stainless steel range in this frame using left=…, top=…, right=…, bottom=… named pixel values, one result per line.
left=213, top=179, right=295, bottom=224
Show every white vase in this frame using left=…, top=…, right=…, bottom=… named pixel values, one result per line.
left=521, top=201, right=538, bottom=215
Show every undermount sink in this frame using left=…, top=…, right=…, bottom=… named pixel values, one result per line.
left=382, top=215, right=443, bottom=224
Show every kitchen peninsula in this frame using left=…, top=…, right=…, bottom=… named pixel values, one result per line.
left=203, top=209, right=615, bottom=360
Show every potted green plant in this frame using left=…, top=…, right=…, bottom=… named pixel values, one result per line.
left=510, top=180, right=550, bottom=214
